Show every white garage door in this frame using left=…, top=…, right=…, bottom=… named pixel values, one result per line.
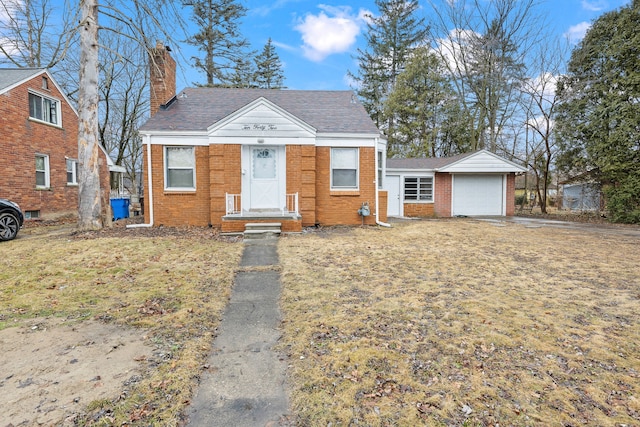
left=453, top=174, right=504, bottom=216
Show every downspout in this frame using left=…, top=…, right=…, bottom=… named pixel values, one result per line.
left=374, top=137, right=391, bottom=228
left=127, top=139, right=154, bottom=228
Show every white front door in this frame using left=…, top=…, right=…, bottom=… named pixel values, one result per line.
left=386, top=175, right=401, bottom=216
left=249, top=146, right=281, bottom=210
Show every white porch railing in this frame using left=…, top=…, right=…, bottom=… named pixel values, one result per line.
left=225, top=192, right=299, bottom=216
left=285, top=193, right=299, bottom=215
left=226, top=193, right=242, bottom=215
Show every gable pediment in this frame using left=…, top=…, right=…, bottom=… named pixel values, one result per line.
left=438, top=150, right=527, bottom=173
left=208, top=97, right=316, bottom=138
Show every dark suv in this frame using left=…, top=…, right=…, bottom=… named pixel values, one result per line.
left=0, top=199, right=24, bottom=241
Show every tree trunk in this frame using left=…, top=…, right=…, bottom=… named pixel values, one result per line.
left=77, top=0, right=103, bottom=230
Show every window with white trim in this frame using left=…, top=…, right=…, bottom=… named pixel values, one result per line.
left=29, top=92, right=60, bottom=126
left=35, top=154, right=50, bottom=188
left=404, top=177, right=433, bottom=202
left=331, top=147, right=359, bottom=189
left=165, top=146, right=195, bottom=189
left=66, top=158, right=78, bottom=185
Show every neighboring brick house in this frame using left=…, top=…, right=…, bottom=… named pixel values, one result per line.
left=139, top=44, right=388, bottom=232
left=385, top=150, right=527, bottom=218
left=0, top=68, right=115, bottom=220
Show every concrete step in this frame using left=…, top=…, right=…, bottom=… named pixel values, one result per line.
left=244, top=222, right=282, bottom=232
left=243, top=222, right=282, bottom=239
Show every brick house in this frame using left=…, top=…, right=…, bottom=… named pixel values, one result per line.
left=385, top=150, right=527, bottom=218
left=138, top=44, right=388, bottom=232
left=0, top=68, right=115, bottom=220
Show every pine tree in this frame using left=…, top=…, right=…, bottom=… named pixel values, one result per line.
left=349, top=0, right=428, bottom=145
left=384, top=47, right=468, bottom=157
left=185, top=0, right=251, bottom=86
left=555, top=0, right=640, bottom=223
left=254, top=38, right=284, bottom=89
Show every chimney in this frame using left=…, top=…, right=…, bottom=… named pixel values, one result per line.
left=149, top=41, right=176, bottom=116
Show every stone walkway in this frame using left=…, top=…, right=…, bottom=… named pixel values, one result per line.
left=186, top=238, right=290, bottom=426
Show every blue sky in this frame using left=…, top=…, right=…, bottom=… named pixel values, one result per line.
left=173, top=0, right=631, bottom=91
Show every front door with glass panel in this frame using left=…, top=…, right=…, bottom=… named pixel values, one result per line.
left=249, top=147, right=280, bottom=210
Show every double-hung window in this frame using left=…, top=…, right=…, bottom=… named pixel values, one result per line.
left=66, top=159, right=78, bottom=185
left=331, top=147, right=359, bottom=190
left=404, top=177, right=433, bottom=202
left=165, top=146, right=195, bottom=190
left=35, top=154, right=50, bottom=188
left=29, top=92, right=60, bottom=126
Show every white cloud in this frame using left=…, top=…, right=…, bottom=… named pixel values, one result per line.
left=294, top=5, right=370, bottom=62
left=271, top=40, right=297, bottom=53
left=581, top=0, right=608, bottom=11
left=564, top=21, right=591, bottom=44
left=253, top=0, right=301, bottom=17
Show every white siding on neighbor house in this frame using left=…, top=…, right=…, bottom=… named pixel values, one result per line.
left=452, top=174, right=505, bottom=216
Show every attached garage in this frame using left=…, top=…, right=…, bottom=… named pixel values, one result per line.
left=385, top=150, right=526, bottom=218
left=452, top=174, right=505, bottom=216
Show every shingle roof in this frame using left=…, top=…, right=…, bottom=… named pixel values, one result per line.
left=386, top=152, right=475, bottom=170
left=140, top=88, right=381, bottom=134
left=0, top=68, right=46, bottom=93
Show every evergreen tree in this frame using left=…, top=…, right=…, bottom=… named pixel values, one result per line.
left=228, top=56, right=256, bottom=88
left=349, top=0, right=428, bottom=145
left=254, top=38, right=284, bottom=89
left=555, top=0, right=640, bottom=223
left=384, top=47, right=469, bottom=157
left=185, top=0, right=251, bottom=86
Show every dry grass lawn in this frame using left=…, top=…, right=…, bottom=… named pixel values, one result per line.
left=278, top=220, right=640, bottom=426
left=0, top=224, right=242, bottom=425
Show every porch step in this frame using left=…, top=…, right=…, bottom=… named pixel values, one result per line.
left=243, top=222, right=282, bottom=239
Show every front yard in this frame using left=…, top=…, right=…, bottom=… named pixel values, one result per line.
left=0, top=218, right=638, bottom=425
left=278, top=220, right=640, bottom=426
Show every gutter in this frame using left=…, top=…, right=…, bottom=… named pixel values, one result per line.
left=127, top=141, right=154, bottom=228
left=374, top=137, right=391, bottom=228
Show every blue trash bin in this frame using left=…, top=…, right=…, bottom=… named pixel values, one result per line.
left=110, top=198, right=130, bottom=220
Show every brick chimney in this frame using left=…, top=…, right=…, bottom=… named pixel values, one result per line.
left=149, top=41, right=176, bottom=116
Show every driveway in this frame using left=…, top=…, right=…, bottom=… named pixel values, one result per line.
left=477, top=215, right=640, bottom=237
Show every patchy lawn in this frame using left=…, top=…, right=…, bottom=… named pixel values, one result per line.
left=278, top=219, right=640, bottom=426
left=0, top=224, right=242, bottom=426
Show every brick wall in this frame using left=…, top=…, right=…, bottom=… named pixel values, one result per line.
left=505, top=173, right=516, bottom=216
left=315, top=146, right=378, bottom=226
left=286, top=145, right=317, bottom=226
left=143, top=144, right=211, bottom=226
left=0, top=73, right=86, bottom=219
left=434, top=172, right=452, bottom=217
left=209, top=144, right=241, bottom=227
left=378, top=190, right=388, bottom=223
left=404, top=202, right=435, bottom=217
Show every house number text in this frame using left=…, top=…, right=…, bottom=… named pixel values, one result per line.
left=242, top=124, right=278, bottom=131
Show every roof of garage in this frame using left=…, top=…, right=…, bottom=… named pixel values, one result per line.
left=387, top=150, right=526, bottom=173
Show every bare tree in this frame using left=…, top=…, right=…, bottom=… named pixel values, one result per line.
left=98, top=30, right=148, bottom=196
left=428, top=0, right=543, bottom=153
left=75, top=0, right=186, bottom=230
left=0, top=0, right=75, bottom=68
left=519, top=38, right=568, bottom=213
